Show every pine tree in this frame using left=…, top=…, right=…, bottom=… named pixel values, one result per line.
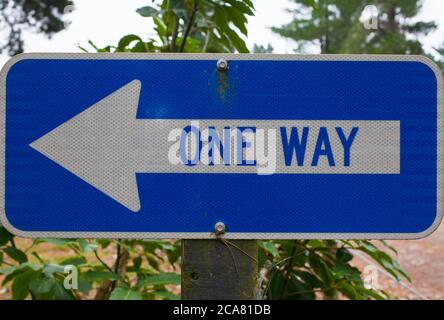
left=0, top=0, right=73, bottom=56
left=272, top=0, right=436, bottom=54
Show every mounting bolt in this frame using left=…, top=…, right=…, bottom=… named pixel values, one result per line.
left=214, top=222, right=226, bottom=235
left=216, top=59, right=228, bottom=71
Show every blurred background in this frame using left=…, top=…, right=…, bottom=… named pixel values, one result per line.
left=1, top=0, right=444, bottom=63
left=0, top=0, right=443, bottom=300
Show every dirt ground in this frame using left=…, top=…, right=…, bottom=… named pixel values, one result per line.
left=1, top=224, right=443, bottom=300
left=352, top=222, right=444, bottom=300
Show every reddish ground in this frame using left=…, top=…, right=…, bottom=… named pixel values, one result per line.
left=353, top=222, right=444, bottom=299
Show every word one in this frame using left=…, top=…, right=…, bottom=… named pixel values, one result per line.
left=168, top=120, right=400, bottom=175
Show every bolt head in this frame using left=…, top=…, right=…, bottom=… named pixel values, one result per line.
left=214, top=222, right=226, bottom=234
left=217, top=59, right=228, bottom=71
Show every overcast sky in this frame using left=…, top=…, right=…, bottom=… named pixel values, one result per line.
left=1, top=0, right=444, bottom=66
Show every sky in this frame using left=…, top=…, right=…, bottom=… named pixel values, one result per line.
left=1, top=0, right=444, bottom=66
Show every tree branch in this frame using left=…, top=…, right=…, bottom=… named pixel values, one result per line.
left=203, top=28, right=211, bottom=52
left=278, top=243, right=297, bottom=299
left=179, top=1, right=199, bottom=52
left=93, top=249, right=114, bottom=274
left=170, top=16, right=180, bottom=52
left=94, top=244, right=130, bottom=300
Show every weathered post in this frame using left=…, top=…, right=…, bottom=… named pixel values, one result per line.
left=181, top=59, right=258, bottom=300
left=181, top=239, right=258, bottom=300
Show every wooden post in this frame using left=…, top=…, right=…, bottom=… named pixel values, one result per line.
left=181, top=240, right=258, bottom=300
left=181, top=61, right=258, bottom=300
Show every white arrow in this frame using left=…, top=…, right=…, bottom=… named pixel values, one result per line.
left=30, top=80, right=146, bottom=212
left=30, top=79, right=259, bottom=212
left=30, top=79, right=400, bottom=212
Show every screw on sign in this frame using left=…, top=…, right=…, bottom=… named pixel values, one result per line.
left=216, top=58, right=228, bottom=71
left=0, top=53, right=442, bottom=300
left=214, top=222, right=226, bottom=235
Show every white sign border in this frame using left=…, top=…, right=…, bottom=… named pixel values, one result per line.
left=0, top=53, right=442, bottom=239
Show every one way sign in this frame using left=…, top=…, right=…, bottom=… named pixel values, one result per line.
left=0, top=53, right=442, bottom=239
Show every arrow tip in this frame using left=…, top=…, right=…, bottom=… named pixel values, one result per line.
left=30, top=79, right=143, bottom=212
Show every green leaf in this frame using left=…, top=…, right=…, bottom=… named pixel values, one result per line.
left=226, top=0, right=254, bottom=16
left=337, top=282, right=359, bottom=299
left=355, top=286, right=386, bottom=300
left=78, top=277, right=92, bottom=294
left=33, top=238, right=77, bottom=246
left=52, top=281, right=75, bottom=300
left=130, top=41, right=151, bottom=53
left=43, top=263, right=66, bottom=276
left=141, top=240, right=165, bottom=252
left=4, top=246, right=28, bottom=263
left=84, top=270, right=120, bottom=281
left=0, top=251, right=3, bottom=264
left=295, top=270, right=323, bottom=288
left=307, top=240, right=324, bottom=248
left=0, top=266, right=18, bottom=275
left=29, top=276, right=55, bottom=294
left=379, top=240, right=398, bottom=254
left=225, top=27, right=249, bottom=53
left=96, top=239, right=112, bottom=249
left=259, top=241, right=279, bottom=258
left=78, top=239, right=97, bottom=253
left=153, top=17, right=167, bottom=38
left=336, top=247, right=353, bottom=265
left=117, top=34, right=142, bottom=52
left=12, top=269, right=40, bottom=300
left=169, top=0, right=185, bottom=10
left=223, top=6, right=248, bottom=36
left=132, top=256, right=142, bottom=270
left=268, top=271, right=285, bottom=300
left=180, top=37, right=201, bottom=53
left=332, top=263, right=361, bottom=282
left=165, top=245, right=181, bottom=264
left=136, top=6, right=159, bottom=17
left=287, top=274, right=316, bottom=300
left=304, top=0, right=317, bottom=11
left=143, top=272, right=180, bottom=286
left=1, top=263, right=42, bottom=284
left=241, top=0, right=254, bottom=9
left=308, top=251, right=332, bottom=286
left=169, top=0, right=186, bottom=19
left=61, top=256, right=87, bottom=266
left=110, top=287, right=142, bottom=300
left=2, top=268, right=22, bottom=285
left=214, top=6, right=229, bottom=32
left=0, top=227, right=13, bottom=246
left=360, top=241, right=379, bottom=253
left=155, top=290, right=179, bottom=300
left=357, top=242, right=410, bottom=282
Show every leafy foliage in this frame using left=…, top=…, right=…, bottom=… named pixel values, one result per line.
left=257, top=240, right=408, bottom=300
left=80, top=0, right=254, bottom=54
left=0, top=233, right=183, bottom=300
left=0, top=224, right=409, bottom=300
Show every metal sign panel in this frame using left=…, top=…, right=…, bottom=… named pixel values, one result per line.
left=0, top=53, right=442, bottom=239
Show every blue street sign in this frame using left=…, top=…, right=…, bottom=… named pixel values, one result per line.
left=0, top=53, right=442, bottom=239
